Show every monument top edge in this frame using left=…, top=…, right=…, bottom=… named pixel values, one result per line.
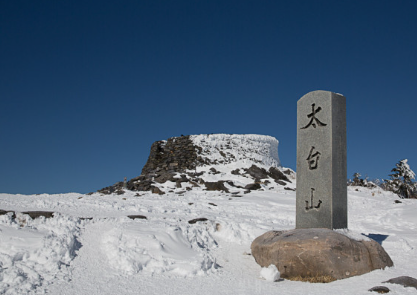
left=298, top=90, right=345, bottom=102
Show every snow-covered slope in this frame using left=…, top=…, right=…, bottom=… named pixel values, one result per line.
left=1, top=186, right=417, bottom=294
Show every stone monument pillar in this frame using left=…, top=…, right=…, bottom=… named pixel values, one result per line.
left=296, top=90, right=347, bottom=229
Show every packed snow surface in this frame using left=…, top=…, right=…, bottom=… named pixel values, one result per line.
left=1, top=184, right=417, bottom=294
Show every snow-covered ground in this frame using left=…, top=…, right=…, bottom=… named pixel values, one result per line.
left=1, top=183, right=417, bottom=294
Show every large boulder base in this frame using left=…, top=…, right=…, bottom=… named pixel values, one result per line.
left=251, top=228, right=393, bottom=281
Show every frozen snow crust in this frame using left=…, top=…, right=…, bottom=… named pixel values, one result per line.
left=0, top=212, right=81, bottom=294
left=190, top=134, right=280, bottom=168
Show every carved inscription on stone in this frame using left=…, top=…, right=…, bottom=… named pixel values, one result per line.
left=306, top=146, right=321, bottom=170
left=296, top=90, right=347, bottom=229
left=300, top=103, right=327, bottom=129
left=305, top=188, right=322, bottom=210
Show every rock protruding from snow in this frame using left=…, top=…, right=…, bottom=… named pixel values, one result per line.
left=97, top=134, right=293, bottom=195
left=251, top=229, right=393, bottom=281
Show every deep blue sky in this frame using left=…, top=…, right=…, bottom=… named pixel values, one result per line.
left=1, top=1, right=416, bottom=194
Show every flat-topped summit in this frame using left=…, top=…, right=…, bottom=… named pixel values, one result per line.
left=98, top=134, right=293, bottom=195
left=191, top=134, right=280, bottom=167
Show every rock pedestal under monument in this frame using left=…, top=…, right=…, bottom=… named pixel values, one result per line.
left=251, top=229, right=393, bottom=281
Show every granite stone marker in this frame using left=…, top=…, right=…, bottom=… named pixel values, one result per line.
left=296, top=90, right=347, bottom=229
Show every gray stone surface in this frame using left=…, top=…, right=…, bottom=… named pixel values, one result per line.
left=383, top=276, right=417, bottom=289
left=296, top=90, right=347, bottom=229
left=251, top=229, right=393, bottom=281
left=368, top=286, right=390, bottom=293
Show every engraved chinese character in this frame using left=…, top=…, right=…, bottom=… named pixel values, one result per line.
left=301, top=103, right=327, bottom=129
left=306, top=146, right=321, bottom=170
left=305, top=188, right=322, bottom=210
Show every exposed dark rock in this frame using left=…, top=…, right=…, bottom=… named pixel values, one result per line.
left=275, top=180, right=287, bottom=186
left=22, top=211, right=54, bottom=219
left=127, top=215, right=147, bottom=220
left=383, top=276, right=417, bottom=289
left=151, top=187, right=165, bottom=195
left=225, top=180, right=237, bottom=187
left=79, top=217, right=93, bottom=220
left=141, top=136, right=198, bottom=176
left=209, top=167, right=220, bottom=174
left=231, top=169, right=241, bottom=175
left=244, top=183, right=261, bottom=190
left=394, top=200, right=402, bottom=204
left=208, top=203, right=217, bottom=206
left=369, top=286, right=390, bottom=293
left=178, top=175, right=189, bottom=182
left=189, top=181, right=200, bottom=187
left=98, top=135, right=199, bottom=194
left=243, top=165, right=291, bottom=185
left=204, top=181, right=229, bottom=192
left=269, top=167, right=291, bottom=183
left=154, top=172, right=175, bottom=183
left=245, top=165, right=269, bottom=180
left=188, top=171, right=204, bottom=177
left=188, top=218, right=208, bottom=224
left=284, top=187, right=296, bottom=191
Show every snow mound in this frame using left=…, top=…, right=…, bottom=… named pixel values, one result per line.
left=260, top=264, right=280, bottom=282
left=0, top=213, right=81, bottom=294
left=101, top=220, right=218, bottom=277
left=191, top=134, right=280, bottom=168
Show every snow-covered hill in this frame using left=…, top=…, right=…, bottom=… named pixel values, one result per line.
left=99, top=134, right=294, bottom=195
left=1, top=135, right=417, bottom=294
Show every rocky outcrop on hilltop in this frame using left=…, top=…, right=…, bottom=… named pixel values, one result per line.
left=97, top=134, right=294, bottom=195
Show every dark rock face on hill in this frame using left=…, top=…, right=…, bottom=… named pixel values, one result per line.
left=97, top=134, right=294, bottom=195
left=98, top=136, right=199, bottom=194
left=141, top=136, right=199, bottom=175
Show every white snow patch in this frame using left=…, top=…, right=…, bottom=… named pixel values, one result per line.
left=260, top=264, right=280, bottom=282
left=101, top=220, right=218, bottom=277
left=334, top=229, right=371, bottom=241
left=0, top=213, right=80, bottom=294
left=191, top=134, right=280, bottom=168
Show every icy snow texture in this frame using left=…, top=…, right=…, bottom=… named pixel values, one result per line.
left=260, top=264, right=280, bottom=282
left=101, top=220, right=217, bottom=276
left=191, top=134, right=280, bottom=168
left=0, top=213, right=80, bottom=294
